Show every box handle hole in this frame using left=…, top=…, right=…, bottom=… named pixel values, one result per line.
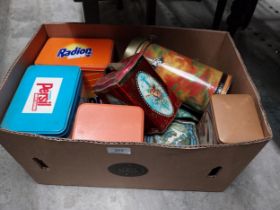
left=208, top=166, right=222, bottom=178
left=32, top=158, right=49, bottom=171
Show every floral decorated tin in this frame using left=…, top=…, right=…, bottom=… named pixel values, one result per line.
left=123, top=38, right=232, bottom=113
left=93, top=53, right=181, bottom=134
left=145, top=120, right=199, bottom=146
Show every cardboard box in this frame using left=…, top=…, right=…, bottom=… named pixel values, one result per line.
left=0, top=23, right=273, bottom=192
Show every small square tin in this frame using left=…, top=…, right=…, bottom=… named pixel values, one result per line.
left=1, top=65, right=82, bottom=137
left=202, top=94, right=264, bottom=144
left=72, top=103, right=144, bottom=142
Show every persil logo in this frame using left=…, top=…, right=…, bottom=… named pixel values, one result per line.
left=57, top=44, right=92, bottom=59
left=22, top=77, right=63, bottom=114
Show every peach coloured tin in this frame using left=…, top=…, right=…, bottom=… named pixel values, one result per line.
left=72, top=103, right=144, bottom=142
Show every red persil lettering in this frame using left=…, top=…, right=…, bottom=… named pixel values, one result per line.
left=32, top=83, right=53, bottom=111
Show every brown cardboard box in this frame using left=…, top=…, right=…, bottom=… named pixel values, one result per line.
left=0, top=23, right=273, bottom=192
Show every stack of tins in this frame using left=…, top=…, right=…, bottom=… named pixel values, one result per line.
left=35, top=38, right=114, bottom=97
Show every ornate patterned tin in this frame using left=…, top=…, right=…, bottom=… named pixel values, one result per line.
left=124, top=38, right=232, bottom=114
left=93, top=53, right=181, bottom=134
left=145, top=120, right=199, bottom=146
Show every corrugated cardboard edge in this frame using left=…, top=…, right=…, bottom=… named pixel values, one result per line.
left=0, top=127, right=270, bottom=149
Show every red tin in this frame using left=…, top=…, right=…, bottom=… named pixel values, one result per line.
left=94, top=54, right=181, bottom=134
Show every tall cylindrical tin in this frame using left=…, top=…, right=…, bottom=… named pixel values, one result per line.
left=123, top=38, right=232, bottom=113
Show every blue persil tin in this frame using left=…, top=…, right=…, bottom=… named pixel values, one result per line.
left=1, top=65, right=82, bottom=137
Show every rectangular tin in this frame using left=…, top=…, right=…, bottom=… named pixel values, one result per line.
left=35, top=38, right=114, bottom=96
left=1, top=65, right=82, bottom=136
left=72, top=103, right=144, bottom=142
left=34, top=38, right=114, bottom=71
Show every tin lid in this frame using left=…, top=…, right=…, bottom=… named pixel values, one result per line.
left=35, top=38, right=114, bottom=71
left=0, top=65, right=82, bottom=136
left=72, top=103, right=144, bottom=142
left=123, top=38, right=150, bottom=59
left=211, top=94, right=264, bottom=143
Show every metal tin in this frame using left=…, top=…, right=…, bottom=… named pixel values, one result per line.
left=35, top=38, right=113, bottom=96
left=197, top=94, right=265, bottom=144
left=123, top=38, right=148, bottom=59
left=93, top=53, right=181, bottom=134
left=35, top=38, right=114, bottom=71
left=145, top=120, right=199, bottom=146
left=123, top=38, right=232, bottom=113
left=82, top=71, right=105, bottom=97
left=1, top=65, right=82, bottom=137
left=72, top=103, right=144, bottom=142
left=175, top=107, right=199, bottom=123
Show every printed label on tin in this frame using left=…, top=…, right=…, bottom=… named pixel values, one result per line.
left=22, top=77, right=63, bottom=114
left=57, top=44, right=92, bottom=59
left=136, top=71, right=174, bottom=117
left=107, top=147, right=131, bottom=155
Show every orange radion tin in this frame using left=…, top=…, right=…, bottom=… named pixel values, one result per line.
left=35, top=38, right=114, bottom=71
